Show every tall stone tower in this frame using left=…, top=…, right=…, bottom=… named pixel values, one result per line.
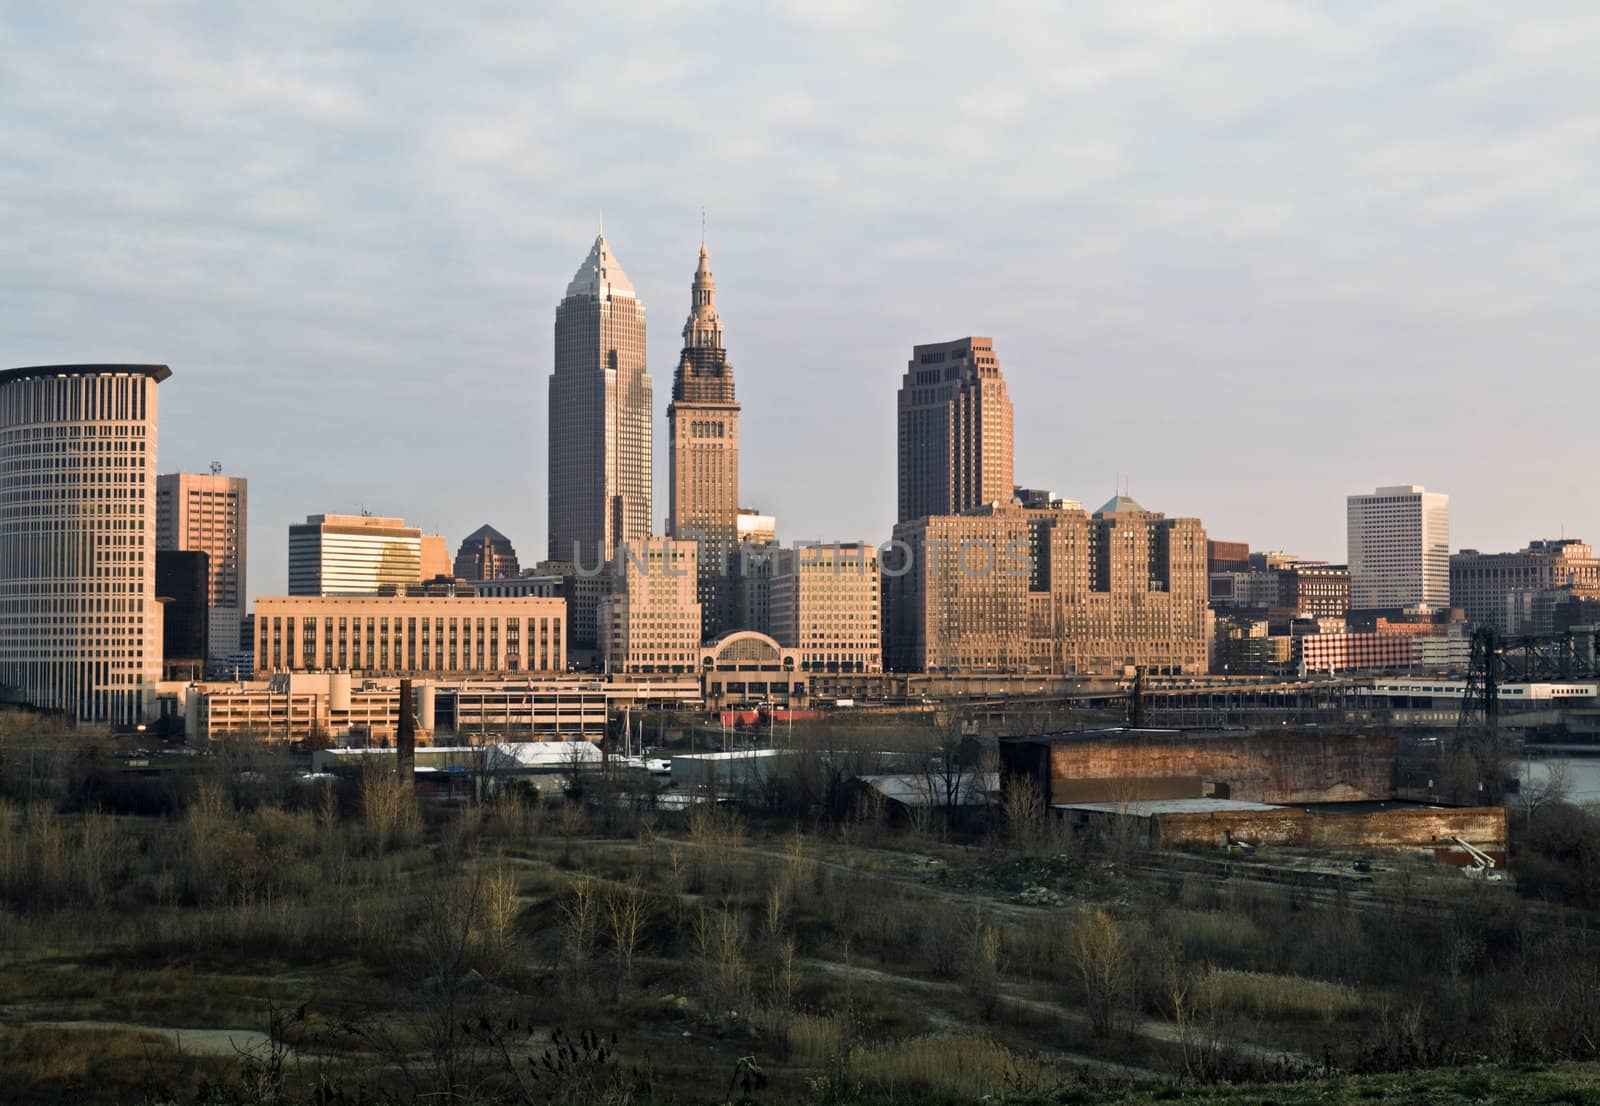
left=667, top=242, right=740, bottom=640
left=896, top=336, right=1014, bottom=524
left=548, top=233, right=651, bottom=649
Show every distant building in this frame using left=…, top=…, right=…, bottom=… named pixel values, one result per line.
left=156, top=550, right=209, bottom=681
left=1207, top=540, right=1251, bottom=574
left=897, top=336, right=1014, bottom=524
left=289, top=514, right=422, bottom=596
left=453, top=524, right=521, bottom=581
left=737, top=508, right=776, bottom=547
left=473, top=571, right=563, bottom=599
left=1347, top=485, right=1449, bottom=611
left=1013, top=487, right=1080, bottom=511
left=156, top=471, right=247, bottom=661
left=667, top=243, right=741, bottom=641
left=533, top=559, right=610, bottom=658
left=886, top=494, right=1207, bottom=676
left=548, top=233, right=651, bottom=574
left=735, top=508, right=778, bottom=634
left=254, top=594, right=565, bottom=676
left=698, top=631, right=806, bottom=709
left=1208, top=568, right=1283, bottom=609
left=770, top=543, right=883, bottom=673
left=1450, top=540, right=1600, bottom=634
left=1297, top=631, right=1416, bottom=674
left=600, top=537, right=702, bottom=674
left=0, top=364, right=169, bottom=725
left=1279, top=564, right=1350, bottom=619
left=419, top=535, right=451, bottom=581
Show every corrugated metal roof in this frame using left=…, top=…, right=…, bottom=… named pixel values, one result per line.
left=1055, top=798, right=1282, bottom=816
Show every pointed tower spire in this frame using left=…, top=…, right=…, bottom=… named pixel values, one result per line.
left=683, top=239, right=722, bottom=350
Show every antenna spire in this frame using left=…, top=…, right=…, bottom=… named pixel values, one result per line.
left=700, top=205, right=706, bottom=246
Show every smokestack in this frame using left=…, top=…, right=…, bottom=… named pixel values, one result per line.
left=397, top=677, right=415, bottom=784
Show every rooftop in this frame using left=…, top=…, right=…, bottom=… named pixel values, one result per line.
left=1095, top=493, right=1149, bottom=515
left=565, top=233, right=636, bottom=300
left=1056, top=798, right=1282, bottom=816
left=0, top=363, right=172, bottom=386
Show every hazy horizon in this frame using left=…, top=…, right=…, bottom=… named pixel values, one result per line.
left=4, top=3, right=1596, bottom=602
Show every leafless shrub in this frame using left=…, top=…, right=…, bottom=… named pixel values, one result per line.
left=605, top=876, right=649, bottom=983
left=1067, top=908, right=1133, bottom=1036
left=693, top=903, right=749, bottom=1017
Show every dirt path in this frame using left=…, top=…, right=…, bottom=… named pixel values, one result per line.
left=797, top=954, right=1313, bottom=1072
left=17, top=1019, right=279, bottom=1057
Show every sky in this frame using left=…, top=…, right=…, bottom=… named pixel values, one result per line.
left=2, top=1, right=1596, bottom=602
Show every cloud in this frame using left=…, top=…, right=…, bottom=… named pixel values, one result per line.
left=0, top=1, right=1595, bottom=590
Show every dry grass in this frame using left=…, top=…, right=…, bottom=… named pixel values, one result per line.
left=0, top=1024, right=230, bottom=1101
left=847, top=1032, right=1069, bottom=1099
left=1199, top=968, right=1363, bottom=1022
left=1160, top=909, right=1265, bottom=959
left=785, top=1011, right=849, bottom=1065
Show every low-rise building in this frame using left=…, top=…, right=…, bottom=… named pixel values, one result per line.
left=254, top=594, right=565, bottom=676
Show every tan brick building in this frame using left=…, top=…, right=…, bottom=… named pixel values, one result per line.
left=770, top=543, right=883, bottom=673
left=157, top=470, right=248, bottom=662
left=886, top=496, right=1208, bottom=676
left=897, top=337, right=1013, bottom=524
left=600, top=537, right=703, bottom=674
left=254, top=594, right=565, bottom=676
left=667, top=244, right=741, bottom=640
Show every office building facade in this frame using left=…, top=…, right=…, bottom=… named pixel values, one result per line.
left=1347, top=485, right=1450, bottom=611
left=1451, top=539, right=1600, bottom=634
left=156, top=470, right=247, bottom=661
left=288, top=514, right=422, bottom=596
left=770, top=543, right=882, bottom=672
left=897, top=336, right=1013, bottom=524
left=600, top=537, right=702, bottom=674
left=156, top=549, right=209, bottom=680
left=886, top=496, right=1207, bottom=676
left=254, top=594, right=565, bottom=676
left=0, top=364, right=169, bottom=725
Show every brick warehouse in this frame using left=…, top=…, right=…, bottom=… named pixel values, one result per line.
left=999, top=727, right=1506, bottom=863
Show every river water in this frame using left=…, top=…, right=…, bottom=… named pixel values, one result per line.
left=1517, top=755, right=1600, bottom=804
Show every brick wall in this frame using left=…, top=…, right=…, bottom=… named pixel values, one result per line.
left=1155, top=805, right=1506, bottom=861
left=1046, top=730, right=1397, bottom=805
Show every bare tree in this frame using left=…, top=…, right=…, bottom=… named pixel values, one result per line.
left=1002, top=776, right=1046, bottom=855
left=919, top=707, right=983, bottom=832
left=1067, top=908, right=1133, bottom=1037
left=605, top=876, right=649, bottom=984
left=1520, top=758, right=1573, bottom=822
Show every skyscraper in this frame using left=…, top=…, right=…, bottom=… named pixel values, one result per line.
left=1347, top=485, right=1450, bottom=611
left=0, top=364, right=169, bottom=725
left=548, top=233, right=651, bottom=571
left=897, top=336, right=1014, bottom=524
left=548, top=233, right=650, bottom=651
left=667, top=243, right=740, bottom=639
left=156, top=470, right=247, bottom=661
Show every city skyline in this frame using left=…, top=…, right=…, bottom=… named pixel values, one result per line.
left=5, top=4, right=1597, bottom=602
